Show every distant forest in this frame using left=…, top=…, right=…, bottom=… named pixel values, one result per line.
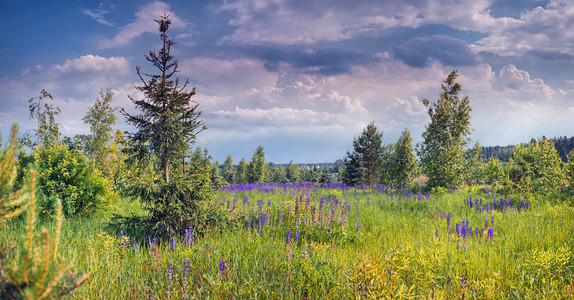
left=482, top=136, right=574, bottom=162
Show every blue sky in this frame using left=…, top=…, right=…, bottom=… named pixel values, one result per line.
left=1, top=0, right=573, bottom=163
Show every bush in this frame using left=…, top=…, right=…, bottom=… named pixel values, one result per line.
left=508, top=139, right=564, bottom=194
left=19, top=143, right=114, bottom=217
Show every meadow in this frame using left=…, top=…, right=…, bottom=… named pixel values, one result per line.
left=2, top=183, right=573, bottom=299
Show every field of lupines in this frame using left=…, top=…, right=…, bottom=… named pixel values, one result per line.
left=2, top=183, right=574, bottom=299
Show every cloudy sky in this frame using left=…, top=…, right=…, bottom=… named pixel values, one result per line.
left=1, top=0, right=573, bottom=163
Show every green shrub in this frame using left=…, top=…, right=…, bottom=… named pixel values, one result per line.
left=19, top=143, right=114, bottom=217
left=508, top=139, right=564, bottom=194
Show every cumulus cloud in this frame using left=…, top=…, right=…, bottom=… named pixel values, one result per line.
left=497, top=64, right=556, bottom=99
left=99, top=1, right=191, bottom=49
left=54, top=55, right=130, bottom=74
left=471, top=0, right=574, bottom=57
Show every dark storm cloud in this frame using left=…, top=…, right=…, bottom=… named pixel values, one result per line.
left=391, top=35, right=476, bottom=68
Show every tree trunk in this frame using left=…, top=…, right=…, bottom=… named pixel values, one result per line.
left=164, top=157, right=170, bottom=183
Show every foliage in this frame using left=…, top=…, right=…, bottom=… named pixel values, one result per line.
left=0, top=129, right=88, bottom=298
left=112, top=162, right=219, bottom=238
left=565, top=150, right=574, bottom=187
left=246, top=146, right=267, bottom=183
left=464, top=141, right=484, bottom=184
left=343, top=121, right=386, bottom=186
left=482, top=157, right=505, bottom=186
left=418, top=70, right=472, bottom=189
left=20, top=143, right=114, bottom=217
left=22, top=90, right=61, bottom=149
left=121, top=14, right=205, bottom=183
left=0, top=124, right=28, bottom=226
left=221, top=155, right=234, bottom=184
left=82, top=89, right=117, bottom=169
left=284, top=162, right=301, bottom=183
left=385, top=128, right=417, bottom=185
left=235, top=158, right=247, bottom=184
left=508, top=139, right=564, bottom=194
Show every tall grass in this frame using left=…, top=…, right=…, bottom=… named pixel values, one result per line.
left=1, top=184, right=573, bottom=299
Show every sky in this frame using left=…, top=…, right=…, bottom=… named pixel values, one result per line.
left=1, top=0, right=573, bottom=164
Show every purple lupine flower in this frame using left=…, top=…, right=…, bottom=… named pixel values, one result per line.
left=295, top=230, right=299, bottom=242
left=357, top=221, right=361, bottom=232
left=246, top=218, right=251, bottom=230
left=461, top=274, right=467, bottom=290
left=171, top=238, right=175, bottom=252
left=485, top=218, right=488, bottom=230
left=185, top=226, right=194, bottom=247
left=447, top=212, right=451, bottom=228
left=286, top=228, right=292, bottom=244
left=168, top=262, right=173, bottom=282
left=184, top=258, right=191, bottom=279
left=410, top=207, right=413, bottom=214
left=491, top=215, right=494, bottom=224
left=488, top=227, right=494, bottom=240
left=219, top=260, right=226, bottom=279
left=435, top=228, right=438, bottom=238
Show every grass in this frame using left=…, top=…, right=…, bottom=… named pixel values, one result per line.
left=1, top=184, right=573, bottom=299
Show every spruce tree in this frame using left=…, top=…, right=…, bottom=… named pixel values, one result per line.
left=388, top=128, right=416, bottom=185
left=342, top=122, right=385, bottom=186
left=121, top=14, right=205, bottom=183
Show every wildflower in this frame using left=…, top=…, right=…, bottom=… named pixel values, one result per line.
left=168, top=262, right=173, bottom=283
left=286, top=228, right=292, bottom=244
left=219, top=259, right=226, bottom=279
left=295, top=230, right=299, bottom=242
left=488, top=227, right=494, bottom=240
left=171, top=238, right=175, bottom=252
left=435, top=228, right=438, bottom=238
left=185, top=226, right=194, bottom=247
left=184, top=258, right=191, bottom=280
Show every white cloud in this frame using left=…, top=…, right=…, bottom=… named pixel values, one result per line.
left=54, top=55, right=130, bottom=75
left=471, top=0, right=574, bottom=56
left=99, top=1, right=191, bottom=49
left=215, top=0, right=517, bottom=45
left=497, top=64, right=556, bottom=99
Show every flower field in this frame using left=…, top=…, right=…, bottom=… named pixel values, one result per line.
left=2, top=183, right=573, bottom=299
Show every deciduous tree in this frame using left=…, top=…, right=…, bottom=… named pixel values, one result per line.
left=418, top=70, right=472, bottom=188
left=83, top=89, right=117, bottom=168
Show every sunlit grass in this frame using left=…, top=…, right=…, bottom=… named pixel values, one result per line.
left=2, top=185, right=573, bottom=299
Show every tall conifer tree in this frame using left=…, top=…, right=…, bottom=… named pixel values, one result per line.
left=121, top=14, right=205, bottom=183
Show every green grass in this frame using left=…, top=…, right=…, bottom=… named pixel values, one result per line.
left=1, top=185, right=573, bottom=299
